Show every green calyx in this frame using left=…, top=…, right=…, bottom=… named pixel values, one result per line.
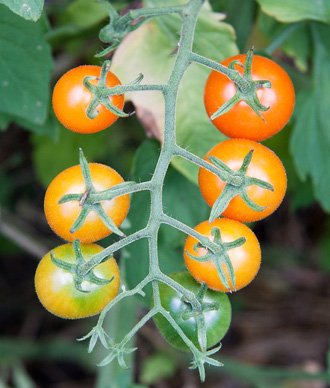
left=59, top=149, right=130, bottom=238
left=83, top=60, right=130, bottom=120
left=98, top=340, right=137, bottom=368
left=98, top=4, right=148, bottom=57
left=51, top=240, right=113, bottom=293
left=180, top=282, right=217, bottom=352
left=211, top=48, right=272, bottom=121
left=181, top=283, right=219, bottom=320
left=97, top=3, right=185, bottom=57
left=208, top=149, right=274, bottom=222
left=185, top=227, right=246, bottom=291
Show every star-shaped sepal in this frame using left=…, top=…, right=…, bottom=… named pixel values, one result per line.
left=190, top=344, right=223, bottom=382
left=211, top=48, right=272, bottom=121
left=59, top=149, right=134, bottom=238
left=180, top=282, right=220, bottom=351
left=185, top=227, right=247, bottom=291
left=207, top=149, right=274, bottom=221
left=51, top=240, right=113, bottom=293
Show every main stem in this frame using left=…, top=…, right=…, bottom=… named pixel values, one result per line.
left=146, top=0, right=204, bottom=293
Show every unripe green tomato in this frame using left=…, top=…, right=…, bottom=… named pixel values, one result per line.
left=153, top=272, right=231, bottom=351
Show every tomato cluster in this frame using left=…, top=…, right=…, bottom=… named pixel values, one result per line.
left=35, top=51, right=294, bottom=356
left=35, top=65, right=130, bottom=319
left=183, top=54, right=293, bottom=294
left=158, top=54, right=294, bottom=350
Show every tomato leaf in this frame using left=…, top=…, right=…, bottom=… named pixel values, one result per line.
left=256, top=0, right=330, bottom=23
left=111, top=0, right=237, bottom=184
left=257, top=12, right=312, bottom=72
left=289, top=24, right=330, bottom=211
left=290, top=91, right=330, bottom=212
left=59, top=0, right=109, bottom=29
left=0, top=0, right=44, bottom=21
left=0, top=114, right=11, bottom=131
left=124, top=140, right=209, bottom=304
left=0, top=5, right=52, bottom=126
left=31, top=127, right=110, bottom=186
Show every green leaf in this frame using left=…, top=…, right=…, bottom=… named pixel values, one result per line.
left=212, top=0, right=257, bottom=51
left=0, top=339, right=90, bottom=365
left=290, top=91, right=330, bottom=212
left=31, top=127, right=110, bottom=187
left=111, top=0, right=237, bottom=183
left=256, top=0, right=330, bottom=23
left=289, top=24, right=330, bottom=212
left=59, top=0, right=109, bottom=28
left=0, top=0, right=44, bottom=21
left=141, top=353, right=177, bottom=384
left=279, top=26, right=311, bottom=73
left=320, top=237, right=330, bottom=272
left=0, top=5, right=52, bottom=125
left=0, top=114, right=11, bottom=131
left=257, top=12, right=311, bottom=72
left=124, top=140, right=209, bottom=304
left=16, top=109, right=59, bottom=139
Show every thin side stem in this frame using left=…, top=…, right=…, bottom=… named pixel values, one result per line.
left=190, top=52, right=248, bottom=90
left=80, top=228, right=150, bottom=275
left=122, top=4, right=185, bottom=24
left=173, top=144, right=222, bottom=176
left=120, top=308, right=158, bottom=346
left=97, top=274, right=153, bottom=328
left=91, top=181, right=153, bottom=201
left=161, top=213, right=210, bottom=245
left=102, top=83, right=166, bottom=97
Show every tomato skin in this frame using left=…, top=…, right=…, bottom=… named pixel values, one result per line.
left=184, top=219, right=261, bottom=292
left=154, top=272, right=231, bottom=351
left=52, top=65, right=124, bottom=134
left=44, top=163, right=130, bottom=243
left=198, top=139, right=287, bottom=222
left=34, top=244, right=120, bottom=319
left=204, top=54, right=295, bottom=141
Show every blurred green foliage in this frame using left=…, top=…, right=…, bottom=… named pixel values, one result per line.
left=1, top=0, right=330, bottom=387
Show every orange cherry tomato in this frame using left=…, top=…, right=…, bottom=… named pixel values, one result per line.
left=184, top=218, right=261, bottom=292
left=44, top=163, right=130, bottom=243
left=52, top=65, right=124, bottom=134
left=204, top=54, right=295, bottom=141
left=198, top=139, right=287, bottom=222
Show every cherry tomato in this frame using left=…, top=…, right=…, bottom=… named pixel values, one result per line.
left=204, top=54, right=295, bottom=141
left=52, top=65, right=124, bottom=134
left=153, top=272, right=231, bottom=351
left=35, top=243, right=120, bottom=319
left=44, top=163, right=130, bottom=243
left=184, top=218, right=261, bottom=292
left=198, top=139, right=287, bottom=222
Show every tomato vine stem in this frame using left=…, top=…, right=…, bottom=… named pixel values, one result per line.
left=77, top=0, right=256, bottom=380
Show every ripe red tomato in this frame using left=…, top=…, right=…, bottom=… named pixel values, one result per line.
left=154, top=272, right=231, bottom=351
left=204, top=54, right=295, bottom=141
left=44, top=163, right=130, bottom=243
left=35, top=243, right=120, bottom=319
left=198, top=139, right=287, bottom=222
left=52, top=65, right=124, bottom=134
left=184, top=218, right=261, bottom=292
